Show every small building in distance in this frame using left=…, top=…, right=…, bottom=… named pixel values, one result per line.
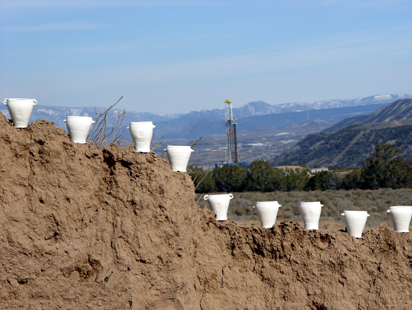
left=310, top=167, right=329, bottom=175
left=274, top=165, right=307, bottom=171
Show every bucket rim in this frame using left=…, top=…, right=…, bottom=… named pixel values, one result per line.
left=205, top=193, right=233, bottom=197
left=66, top=115, right=94, bottom=119
left=129, top=121, right=154, bottom=124
left=166, top=145, right=192, bottom=148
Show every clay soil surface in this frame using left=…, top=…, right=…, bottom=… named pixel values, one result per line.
left=1, top=113, right=412, bottom=309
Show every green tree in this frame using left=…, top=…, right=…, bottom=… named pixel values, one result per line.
left=273, top=168, right=286, bottom=191
left=281, top=168, right=310, bottom=191
left=360, top=144, right=407, bottom=189
left=403, top=159, right=412, bottom=188
left=341, top=169, right=361, bottom=190
left=212, top=164, right=247, bottom=192
left=187, top=166, right=216, bottom=193
left=245, top=160, right=276, bottom=192
left=304, top=171, right=334, bottom=191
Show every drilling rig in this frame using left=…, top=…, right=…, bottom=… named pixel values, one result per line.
left=224, top=100, right=238, bottom=164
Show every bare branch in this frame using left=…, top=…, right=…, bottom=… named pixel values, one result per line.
left=87, top=96, right=127, bottom=148
left=194, top=164, right=213, bottom=204
left=191, top=137, right=202, bottom=149
left=151, top=135, right=163, bottom=151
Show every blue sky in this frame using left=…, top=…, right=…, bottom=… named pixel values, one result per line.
left=1, top=0, right=411, bottom=113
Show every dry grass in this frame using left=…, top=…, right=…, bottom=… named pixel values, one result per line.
left=196, top=188, right=412, bottom=228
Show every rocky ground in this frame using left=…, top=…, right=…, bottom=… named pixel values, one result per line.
left=1, top=112, right=412, bottom=309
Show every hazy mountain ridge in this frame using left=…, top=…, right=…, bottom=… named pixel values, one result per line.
left=273, top=99, right=412, bottom=168
left=0, top=105, right=182, bottom=135
left=165, top=103, right=388, bottom=139
left=273, top=94, right=411, bottom=111
left=325, top=99, right=412, bottom=132
left=1, top=94, right=409, bottom=130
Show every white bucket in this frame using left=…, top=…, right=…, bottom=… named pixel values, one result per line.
left=165, top=145, right=193, bottom=172
left=299, top=201, right=323, bottom=230
left=63, top=116, right=95, bottom=144
left=387, top=206, right=412, bottom=233
left=204, top=193, right=234, bottom=221
left=3, top=98, right=37, bottom=128
left=341, top=210, right=369, bottom=238
left=253, top=201, right=281, bottom=228
left=128, top=121, right=156, bottom=153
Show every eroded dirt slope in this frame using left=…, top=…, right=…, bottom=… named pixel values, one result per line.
left=1, top=113, right=412, bottom=310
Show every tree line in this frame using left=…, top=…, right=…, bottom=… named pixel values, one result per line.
left=188, top=144, right=412, bottom=193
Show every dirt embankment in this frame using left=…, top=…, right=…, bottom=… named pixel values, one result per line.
left=1, top=112, right=412, bottom=310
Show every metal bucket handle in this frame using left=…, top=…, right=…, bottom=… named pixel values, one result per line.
left=3, top=98, right=37, bottom=105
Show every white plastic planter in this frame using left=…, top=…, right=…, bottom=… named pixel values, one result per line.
left=128, top=121, right=156, bottom=153
left=387, top=206, right=412, bottom=233
left=341, top=210, right=369, bottom=238
left=253, top=201, right=281, bottom=228
left=63, top=116, right=95, bottom=144
left=3, top=98, right=37, bottom=128
left=299, top=201, right=323, bottom=230
left=165, top=145, right=193, bottom=172
left=204, top=193, right=234, bottom=221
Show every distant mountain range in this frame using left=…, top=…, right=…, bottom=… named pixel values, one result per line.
left=1, top=94, right=410, bottom=141
left=273, top=99, right=412, bottom=168
left=165, top=103, right=389, bottom=139
left=325, top=99, right=412, bottom=132
left=0, top=94, right=409, bottom=132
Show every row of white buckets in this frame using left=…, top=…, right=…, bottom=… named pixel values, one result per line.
left=204, top=195, right=412, bottom=238
left=6, top=99, right=412, bottom=234
left=64, top=120, right=194, bottom=171
left=3, top=98, right=194, bottom=172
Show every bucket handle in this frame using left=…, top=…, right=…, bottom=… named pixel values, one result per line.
left=341, top=213, right=344, bottom=216
left=153, top=125, right=156, bottom=128
left=203, top=195, right=209, bottom=201
left=2, top=98, right=37, bottom=105
left=229, top=193, right=234, bottom=199
left=387, top=210, right=390, bottom=213
left=63, top=119, right=66, bottom=123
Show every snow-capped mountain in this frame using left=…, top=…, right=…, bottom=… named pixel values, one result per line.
left=1, top=94, right=410, bottom=137
left=273, top=94, right=412, bottom=112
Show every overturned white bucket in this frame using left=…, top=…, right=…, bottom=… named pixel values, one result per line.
left=387, top=206, right=412, bottom=233
left=3, top=98, right=37, bottom=128
left=128, top=121, right=156, bottom=153
left=341, top=210, right=369, bottom=238
left=204, top=193, right=234, bottom=221
left=299, top=201, right=323, bottom=230
left=165, top=145, right=193, bottom=172
left=253, top=201, right=281, bottom=228
left=63, top=116, right=95, bottom=144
